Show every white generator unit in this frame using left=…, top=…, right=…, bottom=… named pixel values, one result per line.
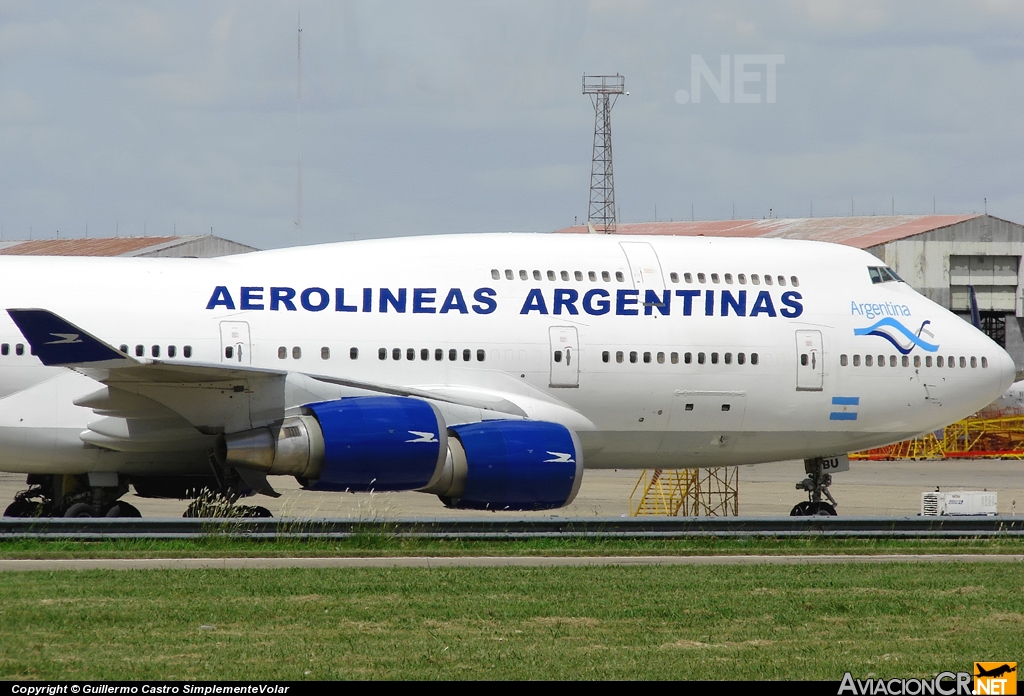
left=920, top=491, right=998, bottom=517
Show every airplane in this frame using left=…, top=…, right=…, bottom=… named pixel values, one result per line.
left=0, top=233, right=1014, bottom=518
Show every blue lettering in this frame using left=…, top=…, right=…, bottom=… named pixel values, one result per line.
left=270, top=287, right=297, bottom=311
left=704, top=290, right=715, bottom=316
left=750, top=291, right=777, bottom=317
left=674, top=289, right=700, bottom=316
left=440, top=288, right=468, bottom=314
left=850, top=301, right=861, bottom=316
left=780, top=291, right=804, bottom=318
left=644, top=290, right=671, bottom=316
left=413, top=288, right=436, bottom=314
left=240, top=286, right=263, bottom=310
left=520, top=288, right=548, bottom=315
left=472, top=287, right=497, bottom=314
left=553, top=289, right=579, bottom=315
left=335, top=288, right=357, bottom=312
left=206, top=286, right=235, bottom=310
left=616, top=289, right=639, bottom=316
left=583, top=289, right=611, bottom=315
left=362, top=288, right=372, bottom=312
left=300, top=287, right=330, bottom=312
left=379, top=288, right=407, bottom=313
left=721, top=290, right=746, bottom=317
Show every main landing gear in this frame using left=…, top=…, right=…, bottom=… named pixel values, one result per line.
left=791, top=457, right=839, bottom=517
left=3, top=474, right=142, bottom=518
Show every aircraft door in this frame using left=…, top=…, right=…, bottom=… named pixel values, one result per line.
left=549, top=326, right=579, bottom=388
left=619, top=241, right=666, bottom=290
left=795, top=330, right=823, bottom=391
left=220, top=321, right=251, bottom=365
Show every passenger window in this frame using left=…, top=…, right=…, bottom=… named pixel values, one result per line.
left=657, top=352, right=665, bottom=364
left=616, top=351, right=624, bottom=363
left=491, top=269, right=500, bottom=280
left=801, top=354, right=809, bottom=366
left=119, top=344, right=128, bottom=354
left=135, top=345, right=144, bottom=357
left=913, top=355, right=920, bottom=367
left=711, top=273, right=720, bottom=284
left=407, top=348, right=415, bottom=361
left=764, top=275, right=773, bottom=286
left=853, top=355, right=861, bottom=367
left=738, top=352, right=746, bottom=365
left=477, top=349, right=485, bottom=362
left=982, top=357, right=989, bottom=368
left=684, top=352, right=692, bottom=364
left=751, top=353, right=759, bottom=365
left=670, top=352, right=678, bottom=364
left=547, top=270, right=556, bottom=281
left=685, top=403, right=694, bottom=411
left=278, top=346, right=287, bottom=359
left=351, top=347, right=360, bottom=360
left=602, top=271, right=611, bottom=282
left=751, top=275, right=760, bottom=285
left=960, top=356, right=966, bottom=368
left=321, top=347, right=330, bottom=360
left=777, top=276, right=786, bottom=286
left=519, top=270, right=528, bottom=280
left=711, top=352, right=719, bottom=364
left=936, top=356, right=943, bottom=367
left=379, top=348, right=387, bottom=360
left=948, top=356, right=955, bottom=369
left=697, top=352, right=706, bottom=365
left=724, top=352, right=732, bottom=364
left=738, top=274, right=746, bottom=285
left=643, top=351, right=651, bottom=363
left=684, top=273, right=693, bottom=283
left=534, top=270, right=542, bottom=281
left=505, top=269, right=513, bottom=280
left=670, top=272, right=679, bottom=283
left=293, top=347, right=302, bottom=359
left=926, top=356, right=933, bottom=367
left=183, top=346, right=192, bottom=358
left=421, top=348, right=429, bottom=361
left=602, top=351, right=610, bottom=363
left=840, top=354, right=848, bottom=366
left=890, top=355, right=897, bottom=367
left=724, top=273, right=733, bottom=284
left=790, top=276, right=800, bottom=287
left=393, top=348, right=401, bottom=360
left=574, top=271, right=583, bottom=281
left=463, top=349, right=471, bottom=361
left=225, top=346, right=233, bottom=359
left=878, top=355, right=884, bottom=367
left=629, top=351, right=638, bottom=364
left=615, top=271, right=625, bottom=282
left=721, top=404, right=731, bottom=412
left=589, top=271, right=597, bottom=282
left=449, top=349, right=457, bottom=361
left=168, top=345, right=177, bottom=358
left=561, top=271, right=570, bottom=281
left=434, top=348, right=442, bottom=361
left=971, top=356, right=977, bottom=368
left=901, top=355, right=909, bottom=367
left=697, top=273, right=706, bottom=284
left=865, top=355, right=873, bottom=367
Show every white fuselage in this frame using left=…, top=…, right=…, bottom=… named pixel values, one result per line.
left=0, top=233, right=1013, bottom=476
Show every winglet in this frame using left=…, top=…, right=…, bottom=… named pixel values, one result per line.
left=7, top=309, right=133, bottom=367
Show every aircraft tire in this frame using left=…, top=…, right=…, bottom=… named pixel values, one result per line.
left=808, top=502, right=837, bottom=516
left=64, top=502, right=100, bottom=518
left=4, top=500, right=39, bottom=517
left=104, top=501, right=142, bottom=518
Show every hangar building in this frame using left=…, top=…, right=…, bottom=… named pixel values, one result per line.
left=558, top=214, right=1024, bottom=371
left=0, top=235, right=257, bottom=258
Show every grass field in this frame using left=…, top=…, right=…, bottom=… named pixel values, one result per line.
left=1, top=562, right=1022, bottom=680
left=3, top=535, right=1024, bottom=559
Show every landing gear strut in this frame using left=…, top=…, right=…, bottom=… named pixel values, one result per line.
left=791, top=457, right=839, bottom=517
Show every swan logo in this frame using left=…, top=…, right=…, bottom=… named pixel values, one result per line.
left=854, top=318, right=939, bottom=355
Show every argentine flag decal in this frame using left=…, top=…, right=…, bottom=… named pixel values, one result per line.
left=830, top=396, right=859, bottom=421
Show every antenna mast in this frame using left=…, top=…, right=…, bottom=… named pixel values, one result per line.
left=583, top=74, right=625, bottom=234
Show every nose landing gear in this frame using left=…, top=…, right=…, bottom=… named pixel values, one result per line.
left=791, top=456, right=840, bottom=517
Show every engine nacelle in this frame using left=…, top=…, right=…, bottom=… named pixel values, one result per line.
left=422, top=420, right=584, bottom=510
left=220, top=396, right=447, bottom=492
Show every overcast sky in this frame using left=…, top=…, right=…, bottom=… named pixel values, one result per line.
left=1, top=1, right=1022, bottom=249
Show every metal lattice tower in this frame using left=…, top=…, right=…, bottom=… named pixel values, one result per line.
left=583, top=74, right=625, bottom=234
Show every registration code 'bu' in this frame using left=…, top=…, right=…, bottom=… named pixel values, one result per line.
left=822, top=454, right=850, bottom=473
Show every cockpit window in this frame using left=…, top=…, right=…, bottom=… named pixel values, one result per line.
left=868, top=266, right=903, bottom=284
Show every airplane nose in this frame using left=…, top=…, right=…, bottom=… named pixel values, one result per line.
left=996, top=346, right=1017, bottom=393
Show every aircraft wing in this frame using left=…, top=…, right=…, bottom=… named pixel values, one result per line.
left=7, top=309, right=534, bottom=442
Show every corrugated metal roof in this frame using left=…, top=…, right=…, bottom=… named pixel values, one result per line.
left=0, top=237, right=181, bottom=257
left=556, top=214, right=981, bottom=249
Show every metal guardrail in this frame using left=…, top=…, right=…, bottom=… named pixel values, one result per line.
left=2, top=516, right=1024, bottom=539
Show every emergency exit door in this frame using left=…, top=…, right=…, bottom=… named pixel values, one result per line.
left=549, top=326, right=579, bottom=388
left=795, top=330, right=823, bottom=391
left=220, top=321, right=251, bottom=365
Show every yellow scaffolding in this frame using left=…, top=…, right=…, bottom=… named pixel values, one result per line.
left=851, top=413, right=1024, bottom=460
left=630, top=467, right=739, bottom=517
